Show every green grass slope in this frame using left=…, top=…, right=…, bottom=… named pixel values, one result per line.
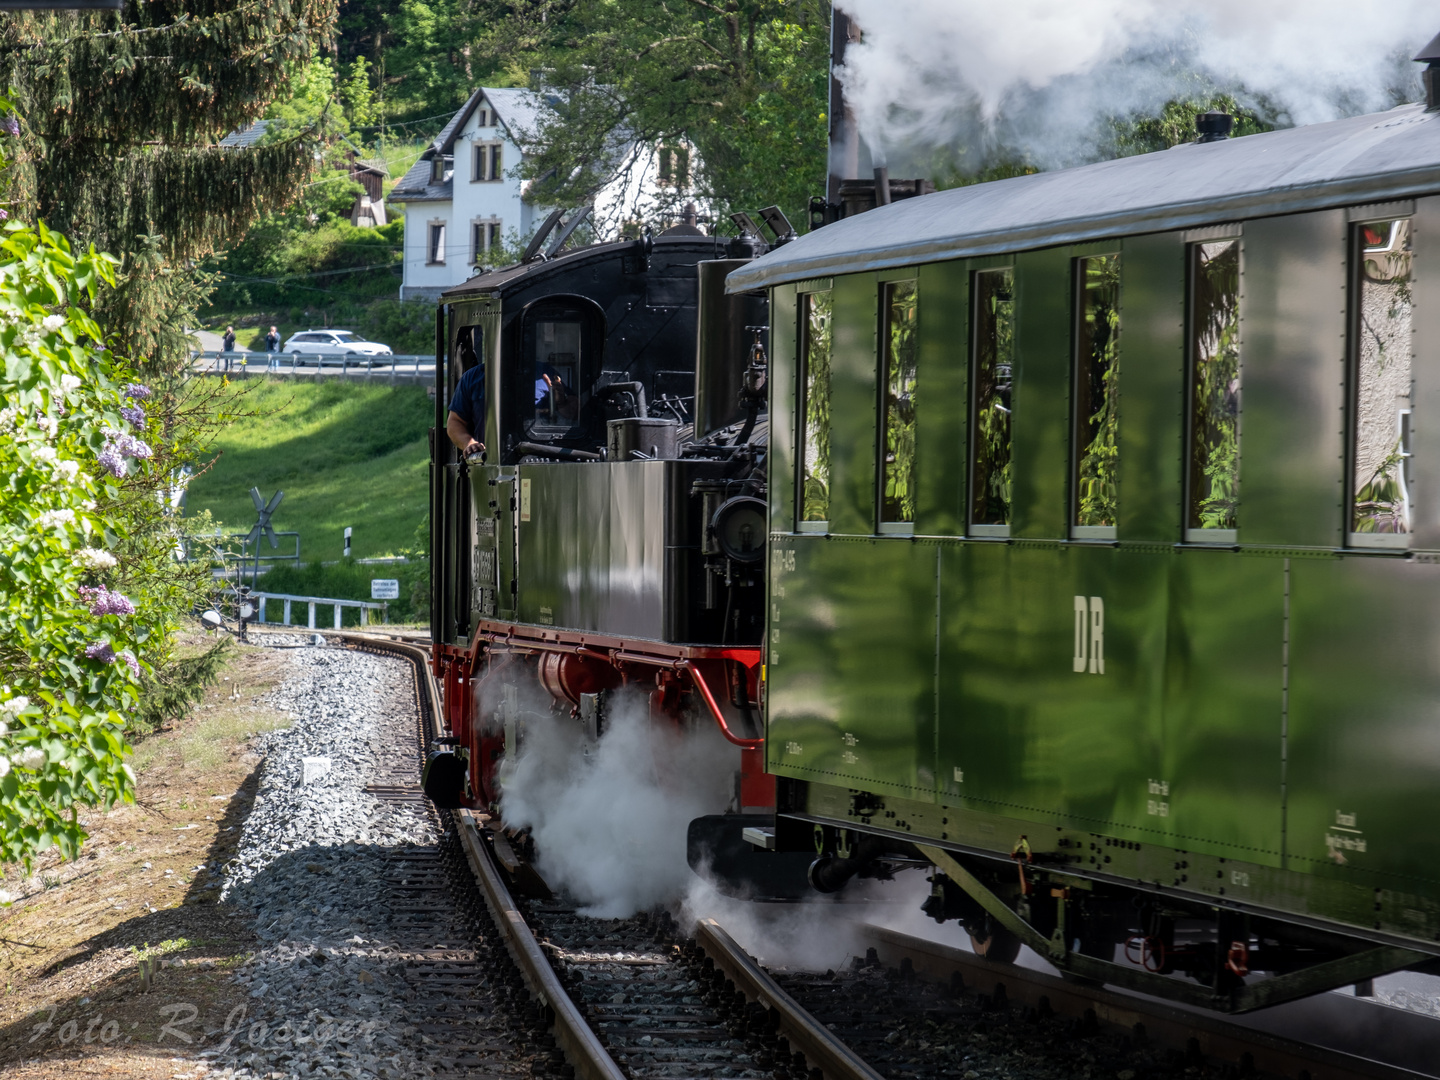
left=184, top=378, right=433, bottom=563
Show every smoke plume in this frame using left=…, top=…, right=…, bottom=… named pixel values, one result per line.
left=836, top=0, right=1436, bottom=174
left=498, top=690, right=737, bottom=917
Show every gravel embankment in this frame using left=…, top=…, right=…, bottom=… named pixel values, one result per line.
left=196, top=641, right=506, bottom=1080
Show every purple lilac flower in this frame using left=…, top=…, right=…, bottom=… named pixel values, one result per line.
left=120, top=405, right=146, bottom=426
left=1, top=116, right=19, bottom=137
left=97, top=444, right=125, bottom=477
left=122, top=383, right=152, bottom=401
left=120, top=433, right=152, bottom=460
left=84, top=642, right=115, bottom=663
left=120, top=651, right=140, bottom=678
left=0, top=209, right=10, bottom=222
left=97, top=432, right=152, bottom=476
left=78, top=585, right=135, bottom=617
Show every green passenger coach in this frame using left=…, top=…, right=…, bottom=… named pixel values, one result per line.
left=729, top=101, right=1440, bottom=1010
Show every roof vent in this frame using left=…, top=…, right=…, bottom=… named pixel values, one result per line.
left=1195, top=112, right=1234, bottom=143
left=1414, top=31, right=1440, bottom=110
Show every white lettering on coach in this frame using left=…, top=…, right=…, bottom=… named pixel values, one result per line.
left=1073, top=595, right=1104, bottom=674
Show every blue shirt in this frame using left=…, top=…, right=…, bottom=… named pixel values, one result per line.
left=448, top=364, right=485, bottom=442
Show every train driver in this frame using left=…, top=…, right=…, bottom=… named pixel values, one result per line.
left=446, top=336, right=485, bottom=460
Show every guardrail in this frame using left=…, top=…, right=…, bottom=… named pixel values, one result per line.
left=194, top=351, right=434, bottom=382
left=252, top=590, right=388, bottom=629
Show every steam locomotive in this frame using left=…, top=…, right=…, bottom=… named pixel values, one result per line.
left=429, top=75, right=1440, bottom=1012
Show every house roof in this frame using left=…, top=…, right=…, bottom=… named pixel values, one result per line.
left=434, top=86, right=549, bottom=156
left=389, top=154, right=452, bottom=203
left=727, top=102, right=1440, bottom=293
left=216, top=119, right=270, bottom=149
left=393, top=85, right=553, bottom=204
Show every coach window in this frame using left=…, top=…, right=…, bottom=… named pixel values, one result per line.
left=1185, top=239, right=1241, bottom=542
left=1349, top=217, right=1413, bottom=547
left=879, top=279, right=919, bottom=531
left=1072, top=254, right=1121, bottom=539
left=797, top=290, right=833, bottom=530
left=970, top=268, right=1014, bottom=536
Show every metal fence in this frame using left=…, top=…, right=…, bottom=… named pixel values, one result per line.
left=194, top=351, right=434, bottom=383
left=252, top=590, right=388, bottom=629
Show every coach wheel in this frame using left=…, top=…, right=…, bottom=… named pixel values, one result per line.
left=968, top=917, right=1022, bottom=964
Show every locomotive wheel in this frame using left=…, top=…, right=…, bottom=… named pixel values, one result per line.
left=967, top=918, right=1022, bottom=964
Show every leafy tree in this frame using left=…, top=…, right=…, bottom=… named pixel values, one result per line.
left=507, top=0, right=830, bottom=233
left=0, top=4, right=338, bottom=856
left=0, top=1, right=337, bottom=369
left=0, top=223, right=152, bottom=867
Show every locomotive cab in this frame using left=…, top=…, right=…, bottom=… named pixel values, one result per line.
left=427, top=228, right=781, bottom=856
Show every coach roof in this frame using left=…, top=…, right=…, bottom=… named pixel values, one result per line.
left=726, top=102, right=1440, bottom=293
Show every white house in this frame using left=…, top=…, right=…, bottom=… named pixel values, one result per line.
left=390, top=86, right=705, bottom=301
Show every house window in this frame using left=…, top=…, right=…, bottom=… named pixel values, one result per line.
left=879, top=280, right=919, bottom=527
left=798, top=290, right=833, bottom=527
left=970, top=268, right=1015, bottom=534
left=430, top=155, right=449, bottom=183
left=1349, top=217, right=1414, bottom=546
left=1185, top=239, right=1241, bottom=541
left=1072, top=254, right=1121, bottom=538
left=427, top=222, right=446, bottom=265
left=657, top=145, right=690, bottom=187
left=477, top=105, right=493, bottom=128
left=472, top=219, right=502, bottom=263
left=473, top=142, right=503, bottom=182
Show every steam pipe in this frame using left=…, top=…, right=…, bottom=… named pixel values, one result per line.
left=873, top=166, right=892, bottom=206
left=597, top=381, right=648, bottom=418
left=513, top=442, right=602, bottom=461
left=677, top=659, right=763, bottom=749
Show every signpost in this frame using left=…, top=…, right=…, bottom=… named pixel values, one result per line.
left=371, top=579, right=400, bottom=600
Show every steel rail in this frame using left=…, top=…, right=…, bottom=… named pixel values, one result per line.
left=326, top=630, right=629, bottom=1080
left=853, top=922, right=1434, bottom=1080
left=693, top=917, right=885, bottom=1080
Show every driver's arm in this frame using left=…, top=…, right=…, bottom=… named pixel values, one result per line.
left=446, top=411, right=483, bottom=455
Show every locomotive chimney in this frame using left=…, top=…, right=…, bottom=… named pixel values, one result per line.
left=1195, top=111, right=1233, bottom=143
left=1415, top=30, right=1440, bottom=110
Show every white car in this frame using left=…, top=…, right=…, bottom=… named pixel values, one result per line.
left=280, top=329, right=393, bottom=360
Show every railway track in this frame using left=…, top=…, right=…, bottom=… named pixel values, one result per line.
left=329, top=630, right=1439, bottom=1080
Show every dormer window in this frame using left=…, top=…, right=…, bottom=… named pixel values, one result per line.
left=430, top=155, right=446, bottom=183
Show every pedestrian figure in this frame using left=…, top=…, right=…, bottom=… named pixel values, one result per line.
left=222, top=325, right=237, bottom=371
left=265, top=325, right=280, bottom=370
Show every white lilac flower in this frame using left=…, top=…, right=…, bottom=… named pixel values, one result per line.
left=0, top=720, right=7, bottom=737
left=31, top=445, right=57, bottom=464
left=0, top=695, right=29, bottom=718
left=42, top=314, right=64, bottom=332
left=0, top=405, right=16, bottom=431
left=17, top=747, right=45, bottom=771
left=0, top=758, right=9, bottom=780
left=37, top=508, right=75, bottom=529
left=51, top=459, right=79, bottom=484
left=74, top=547, right=117, bottom=570
left=59, top=373, right=81, bottom=394
left=35, top=415, right=57, bottom=440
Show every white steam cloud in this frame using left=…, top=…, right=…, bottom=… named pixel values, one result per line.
left=498, top=690, right=737, bottom=918
left=837, top=0, right=1437, bottom=172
